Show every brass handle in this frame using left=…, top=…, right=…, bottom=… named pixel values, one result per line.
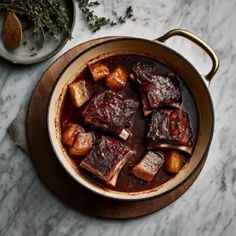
left=156, top=29, right=219, bottom=84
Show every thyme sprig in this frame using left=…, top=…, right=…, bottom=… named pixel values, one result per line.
left=76, top=0, right=134, bottom=32
left=0, top=0, right=71, bottom=39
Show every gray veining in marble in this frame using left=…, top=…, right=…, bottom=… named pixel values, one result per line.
left=0, top=0, right=236, bottom=235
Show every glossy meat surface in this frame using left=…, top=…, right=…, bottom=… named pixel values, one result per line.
left=82, top=90, right=139, bottom=137
left=132, top=151, right=164, bottom=182
left=132, top=62, right=182, bottom=114
left=147, top=109, right=193, bottom=150
left=80, top=136, right=134, bottom=186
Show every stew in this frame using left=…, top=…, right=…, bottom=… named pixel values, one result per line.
left=60, top=54, right=198, bottom=192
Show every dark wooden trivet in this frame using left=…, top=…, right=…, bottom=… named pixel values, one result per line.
left=26, top=37, right=207, bottom=219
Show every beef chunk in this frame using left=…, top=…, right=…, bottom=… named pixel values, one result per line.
left=88, top=62, right=109, bottom=81
left=82, top=90, right=139, bottom=140
left=62, top=123, right=84, bottom=147
left=80, top=136, right=134, bottom=186
left=132, top=151, right=164, bottom=182
left=68, top=80, right=90, bottom=108
left=69, top=132, right=94, bottom=156
left=146, top=109, right=193, bottom=154
left=105, top=67, right=127, bottom=91
left=131, top=62, right=182, bottom=115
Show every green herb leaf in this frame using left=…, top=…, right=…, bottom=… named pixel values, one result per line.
left=76, top=0, right=134, bottom=32
left=0, top=0, right=71, bottom=40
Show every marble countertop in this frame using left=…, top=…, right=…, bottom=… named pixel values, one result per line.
left=0, top=0, right=235, bottom=235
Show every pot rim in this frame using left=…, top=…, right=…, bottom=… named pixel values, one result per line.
left=47, top=36, right=215, bottom=201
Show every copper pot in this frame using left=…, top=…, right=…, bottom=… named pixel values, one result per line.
left=47, top=29, right=219, bottom=200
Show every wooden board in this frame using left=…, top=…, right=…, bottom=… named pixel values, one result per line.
left=26, top=37, right=207, bottom=219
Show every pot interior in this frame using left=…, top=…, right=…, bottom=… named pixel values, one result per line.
left=48, top=38, right=214, bottom=200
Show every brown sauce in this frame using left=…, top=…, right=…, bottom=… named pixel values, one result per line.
left=60, top=55, right=199, bottom=192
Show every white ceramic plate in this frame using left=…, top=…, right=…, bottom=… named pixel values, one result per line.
left=0, top=0, right=75, bottom=65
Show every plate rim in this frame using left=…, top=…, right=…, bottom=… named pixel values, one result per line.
left=0, top=0, right=76, bottom=65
